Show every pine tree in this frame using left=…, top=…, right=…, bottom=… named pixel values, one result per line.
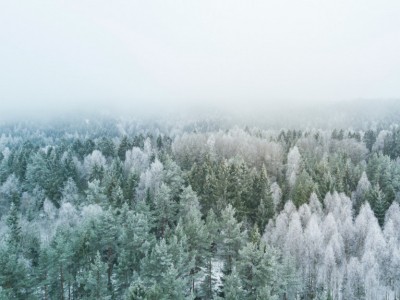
left=151, top=266, right=188, bottom=300
left=48, top=229, right=74, bottom=300
left=200, top=209, right=219, bottom=299
left=127, top=279, right=148, bottom=300
left=237, top=241, right=282, bottom=299
left=37, top=246, right=51, bottom=300
left=291, top=170, right=316, bottom=208
left=163, top=156, right=184, bottom=201
left=123, top=171, right=139, bottom=208
left=250, top=165, right=274, bottom=227
left=0, top=246, right=32, bottom=299
left=219, top=205, right=246, bottom=276
left=226, top=163, right=245, bottom=218
left=153, top=183, right=177, bottom=238
left=81, top=251, right=110, bottom=299
left=115, top=211, right=154, bottom=295
left=353, top=172, right=371, bottom=214
left=98, top=137, right=116, bottom=158
left=217, top=159, right=230, bottom=206
left=140, top=238, right=190, bottom=298
left=223, top=267, right=246, bottom=299
left=98, top=209, right=119, bottom=295
left=202, top=167, right=219, bottom=214
left=367, top=184, right=389, bottom=227
left=86, top=179, right=107, bottom=205
left=6, top=202, right=21, bottom=250
left=281, top=255, right=300, bottom=300
left=176, top=188, right=208, bottom=296
left=140, top=238, right=172, bottom=283
left=363, top=129, right=377, bottom=152
left=110, top=184, right=125, bottom=207
left=118, top=136, right=130, bottom=161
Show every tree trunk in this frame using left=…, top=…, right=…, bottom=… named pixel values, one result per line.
left=60, top=265, right=65, bottom=300
left=107, top=247, right=114, bottom=293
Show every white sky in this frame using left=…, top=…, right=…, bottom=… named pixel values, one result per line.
left=1, top=0, right=400, bottom=117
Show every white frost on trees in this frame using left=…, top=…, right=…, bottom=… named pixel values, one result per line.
left=124, top=147, right=149, bottom=175
left=286, top=146, right=302, bottom=188
left=83, top=150, right=106, bottom=179
left=266, top=191, right=398, bottom=299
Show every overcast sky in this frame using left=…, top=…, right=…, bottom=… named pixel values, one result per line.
left=1, top=0, right=400, bottom=118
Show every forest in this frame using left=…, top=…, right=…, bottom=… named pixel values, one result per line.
left=0, top=116, right=399, bottom=300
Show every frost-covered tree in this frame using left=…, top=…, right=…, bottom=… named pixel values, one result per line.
left=286, top=146, right=302, bottom=188
left=237, top=241, right=281, bottom=299
left=353, top=172, right=371, bottom=213
left=219, top=205, right=246, bottom=276
left=153, top=183, right=177, bottom=238
left=79, top=251, right=110, bottom=300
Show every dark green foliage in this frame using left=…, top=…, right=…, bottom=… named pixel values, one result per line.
left=118, top=136, right=131, bottom=161
left=153, top=183, right=178, bottom=238
left=123, top=171, right=139, bottom=207
left=367, top=184, right=389, bottom=227
left=26, top=149, right=65, bottom=207
left=98, top=137, right=116, bottom=158
left=383, top=128, right=400, bottom=159
left=331, top=129, right=344, bottom=140
left=219, top=205, right=246, bottom=276
left=6, top=202, right=21, bottom=249
left=291, top=170, right=316, bottom=208
left=237, top=242, right=281, bottom=299
left=0, top=247, right=33, bottom=299
left=223, top=268, right=246, bottom=299
left=363, top=129, right=377, bottom=152
left=115, top=210, right=154, bottom=294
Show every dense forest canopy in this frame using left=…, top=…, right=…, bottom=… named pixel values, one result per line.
left=0, top=111, right=400, bottom=299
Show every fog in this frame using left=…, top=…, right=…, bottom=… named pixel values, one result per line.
left=1, top=0, right=400, bottom=120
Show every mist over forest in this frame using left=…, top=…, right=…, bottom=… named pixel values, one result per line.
left=1, top=101, right=400, bottom=299
left=2, top=98, right=400, bottom=130
left=2, top=0, right=400, bottom=299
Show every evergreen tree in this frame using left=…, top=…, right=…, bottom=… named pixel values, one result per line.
left=223, top=267, right=246, bottom=299
left=200, top=209, right=219, bottom=299
left=118, top=136, right=130, bottom=161
left=48, top=229, right=74, bottom=300
left=98, top=209, right=119, bottom=295
left=86, top=179, right=107, bottom=205
left=140, top=238, right=190, bottom=298
left=367, top=184, right=389, bottom=227
left=153, top=183, right=177, bottom=238
left=291, top=170, right=316, bottom=208
left=98, top=137, right=115, bottom=158
left=219, top=205, right=246, bottom=276
left=281, top=255, right=300, bottom=300
left=353, top=172, right=371, bottom=213
left=6, top=202, right=21, bottom=250
left=250, top=165, right=274, bottom=228
left=80, top=251, right=110, bottom=300
left=383, top=128, right=400, bottom=159
left=123, top=171, right=139, bottom=208
left=363, top=129, right=377, bottom=152
left=0, top=246, right=33, bottom=299
left=226, top=163, right=245, bottom=218
left=37, top=246, right=51, bottom=300
left=202, top=166, right=219, bottom=214
left=237, top=241, right=281, bottom=299
left=115, top=211, right=153, bottom=295
left=217, top=159, right=230, bottom=206
left=176, top=187, right=208, bottom=296
left=127, top=279, right=148, bottom=300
